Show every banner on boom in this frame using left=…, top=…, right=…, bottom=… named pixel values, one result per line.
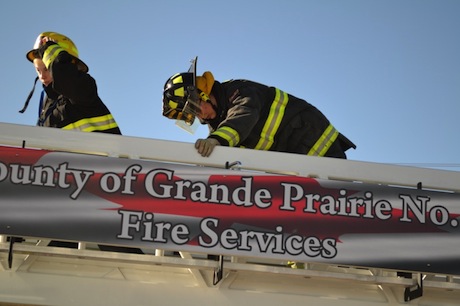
left=1, top=145, right=459, bottom=275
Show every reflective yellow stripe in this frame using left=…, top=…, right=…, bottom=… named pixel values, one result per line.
left=255, top=88, right=289, bottom=150
left=211, top=126, right=239, bottom=147
left=62, top=114, right=119, bottom=132
left=172, top=74, right=183, bottom=84
left=308, top=124, right=339, bottom=156
left=42, top=44, right=65, bottom=68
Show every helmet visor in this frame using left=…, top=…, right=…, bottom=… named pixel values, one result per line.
left=182, top=86, right=202, bottom=116
left=162, top=85, right=203, bottom=126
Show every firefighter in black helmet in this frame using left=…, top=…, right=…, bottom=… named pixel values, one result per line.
left=163, top=57, right=356, bottom=158
left=21, top=31, right=121, bottom=135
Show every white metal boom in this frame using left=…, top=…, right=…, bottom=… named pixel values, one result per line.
left=0, top=122, right=459, bottom=306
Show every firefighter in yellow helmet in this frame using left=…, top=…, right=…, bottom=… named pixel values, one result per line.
left=19, top=32, right=144, bottom=254
left=163, top=58, right=356, bottom=158
left=20, top=32, right=121, bottom=134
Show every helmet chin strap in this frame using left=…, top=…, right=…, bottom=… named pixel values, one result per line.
left=204, top=93, right=219, bottom=118
left=210, top=101, right=219, bottom=114
left=198, top=90, right=217, bottom=114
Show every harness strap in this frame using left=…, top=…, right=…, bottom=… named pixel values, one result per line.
left=19, top=77, right=39, bottom=113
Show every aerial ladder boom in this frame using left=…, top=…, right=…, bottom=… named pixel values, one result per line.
left=0, top=122, right=460, bottom=306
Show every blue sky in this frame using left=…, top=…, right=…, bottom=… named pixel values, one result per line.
left=1, top=0, right=459, bottom=170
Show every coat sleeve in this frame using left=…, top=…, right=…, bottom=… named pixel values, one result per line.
left=43, top=44, right=98, bottom=106
left=209, top=86, right=263, bottom=147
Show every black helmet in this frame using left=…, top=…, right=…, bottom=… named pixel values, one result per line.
left=162, top=72, right=200, bottom=125
left=162, top=57, right=215, bottom=125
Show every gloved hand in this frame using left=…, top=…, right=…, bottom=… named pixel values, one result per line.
left=39, top=35, right=55, bottom=46
left=195, top=138, right=220, bottom=157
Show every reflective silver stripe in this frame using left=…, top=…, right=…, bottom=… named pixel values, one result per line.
left=255, top=89, right=289, bottom=150
left=211, top=126, right=239, bottom=147
left=62, top=114, right=119, bottom=132
left=308, top=124, right=339, bottom=156
left=42, top=44, right=64, bottom=68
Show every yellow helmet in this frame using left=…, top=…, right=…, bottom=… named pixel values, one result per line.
left=26, top=32, right=89, bottom=73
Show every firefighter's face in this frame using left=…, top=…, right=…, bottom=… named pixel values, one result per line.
left=33, top=58, right=53, bottom=86
left=197, top=99, right=216, bottom=121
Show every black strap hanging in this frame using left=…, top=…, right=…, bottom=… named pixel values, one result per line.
left=19, top=76, right=39, bottom=113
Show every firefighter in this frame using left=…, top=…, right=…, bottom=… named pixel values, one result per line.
left=20, top=31, right=121, bottom=134
left=162, top=65, right=356, bottom=158
left=19, top=32, right=144, bottom=254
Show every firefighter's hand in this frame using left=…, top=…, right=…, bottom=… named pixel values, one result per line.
left=38, top=36, right=55, bottom=49
left=195, top=138, right=220, bottom=157
left=40, top=36, right=50, bottom=45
